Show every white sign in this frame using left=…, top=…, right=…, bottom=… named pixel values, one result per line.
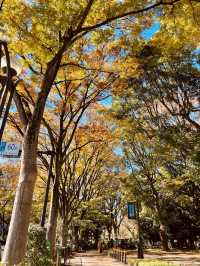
left=0, top=141, right=21, bottom=157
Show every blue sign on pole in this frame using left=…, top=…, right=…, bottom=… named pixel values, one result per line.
left=0, top=141, right=21, bottom=157
left=127, top=202, right=137, bottom=219
left=0, top=141, right=6, bottom=152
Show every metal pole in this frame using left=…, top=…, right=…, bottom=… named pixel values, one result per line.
left=136, top=202, right=144, bottom=259
left=40, top=153, right=54, bottom=227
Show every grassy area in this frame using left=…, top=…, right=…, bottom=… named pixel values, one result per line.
left=128, top=259, right=180, bottom=266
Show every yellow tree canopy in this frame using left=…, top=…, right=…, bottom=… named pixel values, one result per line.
left=1, top=0, right=199, bottom=66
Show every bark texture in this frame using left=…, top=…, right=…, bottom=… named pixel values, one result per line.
left=159, top=224, right=169, bottom=251
left=2, top=136, right=37, bottom=265
left=46, top=177, right=59, bottom=258
left=61, top=218, right=69, bottom=247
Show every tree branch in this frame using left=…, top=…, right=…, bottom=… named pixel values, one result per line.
left=76, top=0, right=95, bottom=31
left=0, top=0, right=5, bottom=11
left=76, top=0, right=183, bottom=34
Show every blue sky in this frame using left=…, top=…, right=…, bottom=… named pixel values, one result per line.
left=140, top=22, right=160, bottom=40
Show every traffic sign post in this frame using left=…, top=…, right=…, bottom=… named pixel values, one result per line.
left=0, top=141, right=21, bottom=158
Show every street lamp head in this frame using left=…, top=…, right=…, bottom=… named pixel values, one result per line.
left=0, top=55, right=22, bottom=77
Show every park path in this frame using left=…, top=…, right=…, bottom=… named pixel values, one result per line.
left=69, top=250, right=124, bottom=266
left=69, top=249, right=200, bottom=266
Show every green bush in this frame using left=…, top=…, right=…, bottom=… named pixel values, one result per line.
left=128, top=259, right=180, bottom=266
left=24, top=224, right=53, bottom=266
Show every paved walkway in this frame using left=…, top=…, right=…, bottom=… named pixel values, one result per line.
left=69, top=250, right=200, bottom=266
left=69, top=251, right=124, bottom=266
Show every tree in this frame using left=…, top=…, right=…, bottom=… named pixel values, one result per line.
left=102, top=179, right=126, bottom=240
left=1, top=1, right=200, bottom=264
left=59, top=141, right=107, bottom=245
left=70, top=150, right=125, bottom=249
left=38, top=72, right=115, bottom=255
left=109, top=43, right=200, bottom=250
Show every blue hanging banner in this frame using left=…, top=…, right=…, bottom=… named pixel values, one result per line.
left=0, top=141, right=6, bottom=152
left=127, top=202, right=137, bottom=219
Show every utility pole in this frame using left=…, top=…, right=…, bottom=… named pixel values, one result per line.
left=136, top=202, right=144, bottom=259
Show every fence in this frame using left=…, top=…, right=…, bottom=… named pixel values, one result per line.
left=110, top=248, right=128, bottom=264
left=56, top=245, right=72, bottom=266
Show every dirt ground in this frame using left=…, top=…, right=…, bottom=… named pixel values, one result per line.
left=128, top=249, right=200, bottom=265
left=69, top=249, right=200, bottom=266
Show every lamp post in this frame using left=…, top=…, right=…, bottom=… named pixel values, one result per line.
left=0, top=42, right=22, bottom=141
left=127, top=201, right=144, bottom=258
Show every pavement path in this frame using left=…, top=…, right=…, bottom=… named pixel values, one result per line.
left=69, top=251, right=124, bottom=266
left=69, top=249, right=200, bottom=266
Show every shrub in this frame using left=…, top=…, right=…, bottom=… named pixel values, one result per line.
left=24, top=224, right=52, bottom=266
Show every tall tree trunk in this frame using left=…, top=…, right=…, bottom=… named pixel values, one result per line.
left=107, top=228, right=111, bottom=241
left=2, top=136, right=37, bottom=266
left=74, top=226, right=79, bottom=250
left=61, top=218, right=69, bottom=247
left=159, top=224, right=169, bottom=251
left=61, top=218, right=69, bottom=265
left=147, top=175, right=169, bottom=252
left=40, top=154, right=54, bottom=227
left=46, top=144, right=63, bottom=257
left=113, top=224, right=118, bottom=239
left=136, top=203, right=144, bottom=259
left=46, top=177, right=59, bottom=258
left=2, top=50, right=63, bottom=265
